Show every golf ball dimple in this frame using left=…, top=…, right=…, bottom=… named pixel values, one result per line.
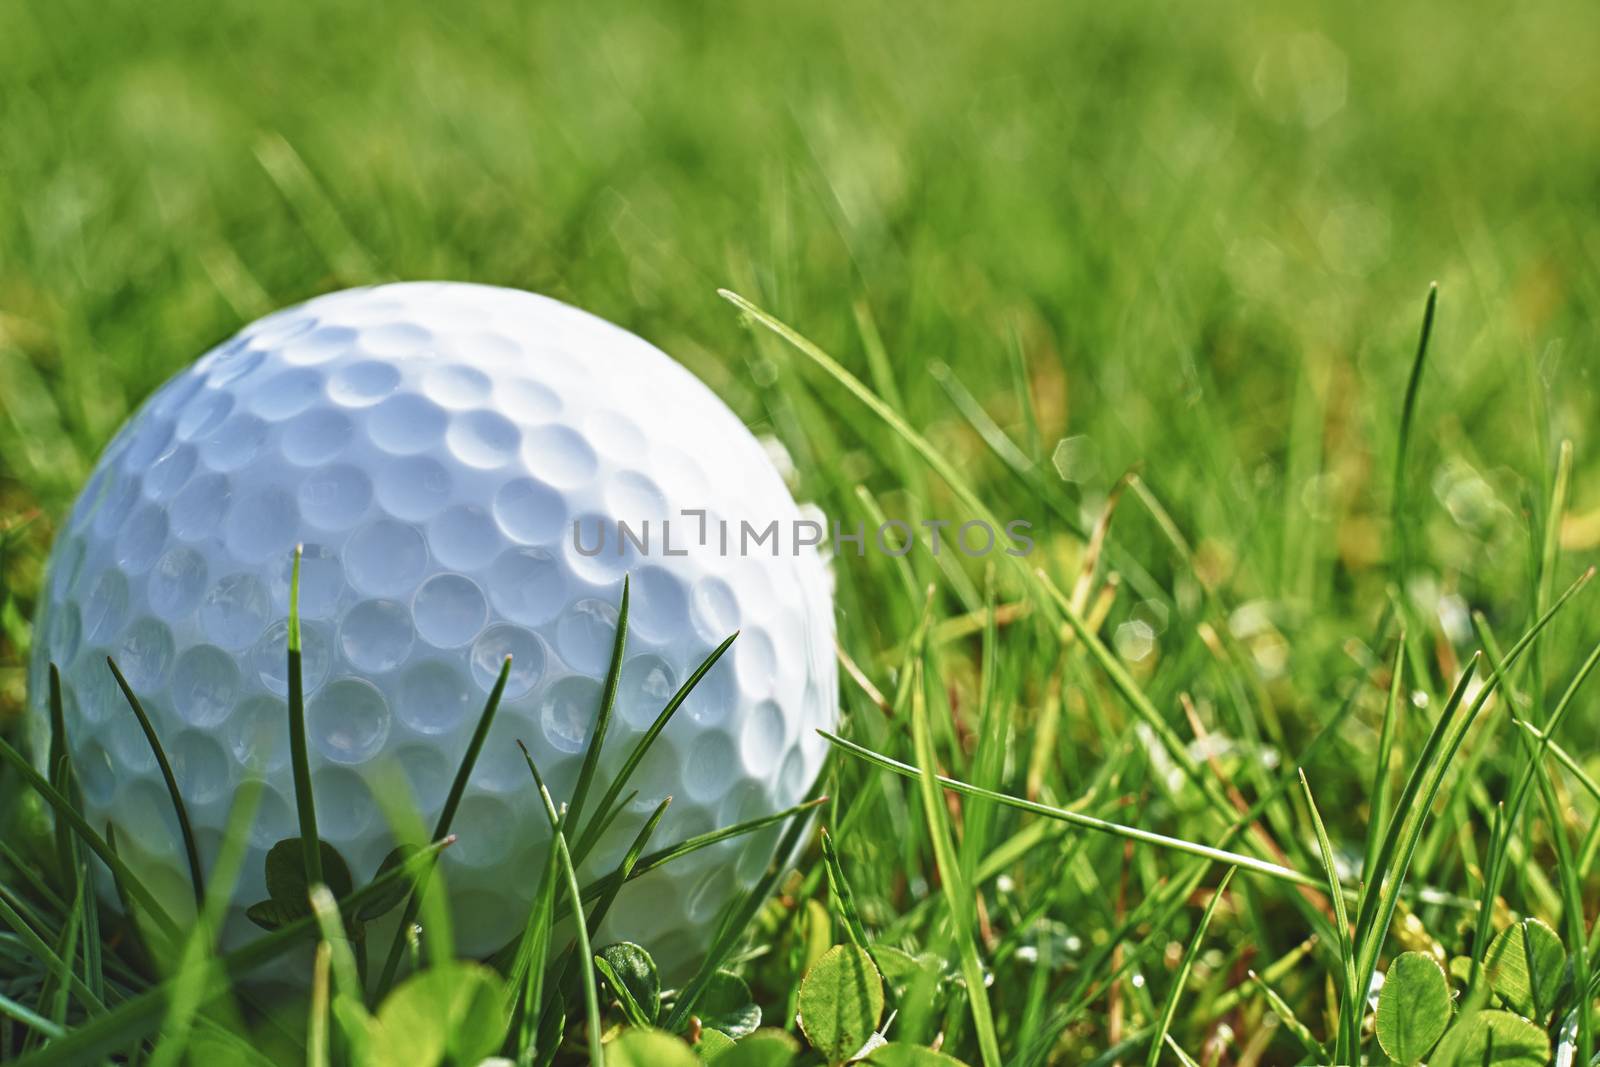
left=29, top=282, right=838, bottom=974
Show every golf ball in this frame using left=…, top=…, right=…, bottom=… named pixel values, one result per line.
left=27, top=282, right=837, bottom=973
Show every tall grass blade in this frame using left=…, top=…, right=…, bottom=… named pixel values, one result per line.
left=576, top=796, right=670, bottom=941
left=107, top=656, right=204, bottom=905
left=821, top=730, right=1318, bottom=889
left=523, top=796, right=670, bottom=1064
left=578, top=795, right=827, bottom=903
left=910, top=658, right=1003, bottom=1067
left=1391, top=282, right=1438, bottom=584
left=1300, top=771, right=1357, bottom=1060
left=45, top=665, right=76, bottom=892
left=507, top=824, right=565, bottom=1059
left=1469, top=624, right=1600, bottom=989
left=308, top=942, right=331, bottom=1067
left=573, top=631, right=738, bottom=860
left=661, top=793, right=819, bottom=1035
left=1144, top=866, right=1235, bottom=1067
left=285, top=544, right=321, bottom=888
left=1512, top=721, right=1600, bottom=802
left=818, top=828, right=872, bottom=958
left=1359, top=640, right=1405, bottom=895
left=0, top=992, right=65, bottom=1041
left=519, top=742, right=603, bottom=1067
left=308, top=884, right=370, bottom=1060
left=1249, top=970, right=1326, bottom=1061
left=147, top=776, right=263, bottom=1067
left=375, top=652, right=513, bottom=997
left=565, top=574, right=628, bottom=838
left=44, top=874, right=84, bottom=1034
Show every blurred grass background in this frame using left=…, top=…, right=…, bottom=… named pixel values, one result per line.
left=3, top=0, right=1598, bottom=585
left=3, top=1, right=1597, bottom=689
left=2, top=0, right=1600, bottom=1057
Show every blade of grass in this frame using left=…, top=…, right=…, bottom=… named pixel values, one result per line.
left=573, top=631, right=738, bottom=860
left=519, top=742, right=603, bottom=1067
left=960, top=568, right=1007, bottom=878
left=1350, top=658, right=1480, bottom=1012
left=309, top=883, right=365, bottom=993
left=818, top=828, right=872, bottom=957
left=661, top=789, right=820, bottom=1034
left=1359, top=640, right=1406, bottom=896
left=1511, top=720, right=1600, bottom=801
left=147, top=776, right=264, bottom=1067
left=1248, top=970, right=1326, bottom=1061
left=523, top=794, right=672, bottom=1060
left=0, top=838, right=68, bottom=916
left=375, top=652, right=513, bottom=997
left=107, top=656, right=204, bottom=905
left=1391, top=282, right=1438, bottom=589
left=1299, top=770, right=1357, bottom=1060
left=1529, top=440, right=1574, bottom=729
left=1162, top=1033, right=1203, bottom=1067
left=308, top=884, right=370, bottom=1060
left=45, top=665, right=75, bottom=894
left=719, top=288, right=1058, bottom=621
left=285, top=544, right=321, bottom=888
left=308, top=942, right=331, bottom=1067
left=580, top=795, right=828, bottom=904
left=819, top=826, right=895, bottom=1019
left=574, top=796, right=670, bottom=943
left=910, top=655, right=1002, bottom=1067
left=80, top=854, right=105, bottom=1004
left=1390, top=290, right=1444, bottom=698
left=507, top=819, right=566, bottom=1059
left=1144, top=867, right=1235, bottom=1067
left=44, top=872, right=84, bottom=1034
left=0, top=992, right=65, bottom=1041
left=820, top=730, right=1319, bottom=889
left=565, top=575, right=628, bottom=838
left=0, top=879, right=65, bottom=955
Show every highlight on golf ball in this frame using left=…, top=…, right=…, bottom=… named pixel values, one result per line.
left=27, top=281, right=837, bottom=974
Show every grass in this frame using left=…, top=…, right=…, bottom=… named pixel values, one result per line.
left=2, top=0, right=1600, bottom=1062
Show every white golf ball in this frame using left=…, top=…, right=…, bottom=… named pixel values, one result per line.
left=28, top=282, right=836, bottom=973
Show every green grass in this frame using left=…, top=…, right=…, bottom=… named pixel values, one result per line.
left=3, top=0, right=1600, bottom=1062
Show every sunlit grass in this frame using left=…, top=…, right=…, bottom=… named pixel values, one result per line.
left=3, top=0, right=1600, bottom=1061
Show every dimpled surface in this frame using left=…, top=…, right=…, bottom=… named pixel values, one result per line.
left=28, top=282, right=837, bottom=974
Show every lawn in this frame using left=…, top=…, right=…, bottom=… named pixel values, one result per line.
left=2, top=0, right=1600, bottom=1063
